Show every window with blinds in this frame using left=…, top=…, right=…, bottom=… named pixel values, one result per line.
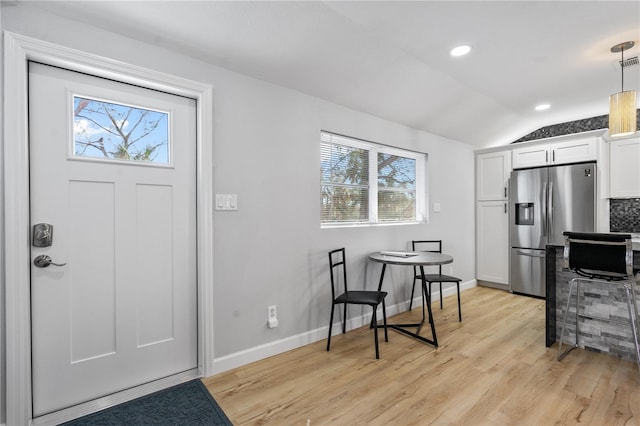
left=320, top=131, right=426, bottom=226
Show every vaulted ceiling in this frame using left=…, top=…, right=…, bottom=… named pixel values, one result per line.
left=25, top=1, right=640, bottom=148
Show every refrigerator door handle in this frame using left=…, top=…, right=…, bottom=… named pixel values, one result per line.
left=541, top=182, right=547, bottom=237
left=548, top=181, right=554, bottom=240
left=516, top=250, right=546, bottom=258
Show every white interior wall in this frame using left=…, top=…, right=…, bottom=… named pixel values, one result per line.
left=0, top=4, right=5, bottom=426
left=1, top=3, right=475, bottom=422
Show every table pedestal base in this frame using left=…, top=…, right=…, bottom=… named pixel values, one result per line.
left=376, top=263, right=438, bottom=347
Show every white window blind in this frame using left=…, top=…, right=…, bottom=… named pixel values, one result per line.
left=377, top=152, right=416, bottom=222
left=320, top=134, right=369, bottom=223
left=321, top=131, right=426, bottom=226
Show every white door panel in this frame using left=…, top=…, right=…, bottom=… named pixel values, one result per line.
left=69, top=180, right=117, bottom=363
left=29, top=62, right=197, bottom=416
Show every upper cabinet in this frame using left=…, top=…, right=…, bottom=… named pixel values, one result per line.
left=512, top=137, right=597, bottom=169
left=609, top=136, right=640, bottom=198
left=553, top=138, right=598, bottom=164
left=476, top=151, right=511, bottom=201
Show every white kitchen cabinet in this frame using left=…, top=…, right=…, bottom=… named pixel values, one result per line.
left=476, top=151, right=511, bottom=201
left=553, top=138, right=598, bottom=164
left=475, top=150, right=511, bottom=286
left=476, top=201, right=509, bottom=284
left=609, top=137, right=640, bottom=198
left=512, top=137, right=597, bottom=169
left=511, top=144, right=549, bottom=169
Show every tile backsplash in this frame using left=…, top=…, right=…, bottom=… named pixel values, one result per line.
left=610, top=198, right=640, bottom=233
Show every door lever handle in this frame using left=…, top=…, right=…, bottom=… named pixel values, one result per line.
left=34, top=254, right=67, bottom=268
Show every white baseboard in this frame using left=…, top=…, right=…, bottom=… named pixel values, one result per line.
left=211, top=279, right=477, bottom=375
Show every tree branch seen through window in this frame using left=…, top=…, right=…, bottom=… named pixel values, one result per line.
left=73, top=96, right=169, bottom=164
left=321, top=132, right=425, bottom=225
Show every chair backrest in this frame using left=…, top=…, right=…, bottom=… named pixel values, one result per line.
left=412, top=240, right=443, bottom=274
left=412, top=240, right=442, bottom=253
left=562, top=232, right=632, bottom=280
left=328, top=248, right=348, bottom=299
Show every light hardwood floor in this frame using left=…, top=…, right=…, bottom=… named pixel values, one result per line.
left=203, top=286, right=640, bottom=425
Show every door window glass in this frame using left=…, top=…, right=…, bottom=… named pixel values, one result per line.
left=73, top=96, right=170, bottom=164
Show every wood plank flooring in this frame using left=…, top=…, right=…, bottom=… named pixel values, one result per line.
left=203, top=286, right=640, bottom=425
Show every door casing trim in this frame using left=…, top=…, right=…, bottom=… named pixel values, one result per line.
left=3, top=31, right=215, bottom=425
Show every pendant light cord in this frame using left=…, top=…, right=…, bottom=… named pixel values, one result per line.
left=621, top=49, right=624, bottom=92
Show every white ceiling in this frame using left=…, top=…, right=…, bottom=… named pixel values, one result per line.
left=26, top=1, right=640, bottom=148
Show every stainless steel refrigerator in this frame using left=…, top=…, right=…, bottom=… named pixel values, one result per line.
left=509, top=162, right=596, bottom=298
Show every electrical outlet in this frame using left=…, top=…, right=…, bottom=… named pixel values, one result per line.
left=267, top=305, right=279, bottom=328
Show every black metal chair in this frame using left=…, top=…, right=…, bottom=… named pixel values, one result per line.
left=327, top=248, right=388, bottom=359
left=557, top=232, right=640, bottom=373
left=409, top=240, right=462, bottom=321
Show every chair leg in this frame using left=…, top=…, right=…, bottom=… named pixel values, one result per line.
left=409, top=278, right=417, bottom=310
left=382, top=299, right=388, bottom=342
left=327, top=304, right=335, bottom=351
left=424, top=282, right=430, bottom=322
left=342, top=305, right=347, bottom=334
left=457, top=282, right=462, bottom=322
left=439, top=282, right=443, bottom=309
left=423, top=281, right=427, bottom=307
left=372, top=307, right=380, bottom=359
left=558, top=279, right=577, bottom=361
left=623, top=283, right=640, bottom=374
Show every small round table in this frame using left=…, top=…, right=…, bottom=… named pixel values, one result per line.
left=368, top=251, right=454, bottom=347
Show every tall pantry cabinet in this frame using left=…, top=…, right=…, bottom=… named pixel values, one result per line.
left=475, top=151, right=510, bottom=286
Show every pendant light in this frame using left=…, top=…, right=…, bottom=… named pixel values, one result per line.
left=609, top=41, right=637, bottom=137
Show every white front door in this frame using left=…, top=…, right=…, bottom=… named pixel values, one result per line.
left=29, top=62, right=198, bottom=417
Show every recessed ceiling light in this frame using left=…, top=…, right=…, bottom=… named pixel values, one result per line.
left=450, top=45, right=471, bottom=57
left=535, top=103, right=551, bottom=111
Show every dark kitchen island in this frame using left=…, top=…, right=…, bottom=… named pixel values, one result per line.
left=545, top=245, right=640, bottom=362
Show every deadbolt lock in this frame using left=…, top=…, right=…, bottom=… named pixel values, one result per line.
left=33, top=223, right=54, bottom=247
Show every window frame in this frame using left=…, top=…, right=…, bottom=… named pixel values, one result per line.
left=321, top=131, right=427, bottom=228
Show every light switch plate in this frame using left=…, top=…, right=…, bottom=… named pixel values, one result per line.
left=433, top=202, right=441, bottom=213
left=215, top=193, right=238, bottom=211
